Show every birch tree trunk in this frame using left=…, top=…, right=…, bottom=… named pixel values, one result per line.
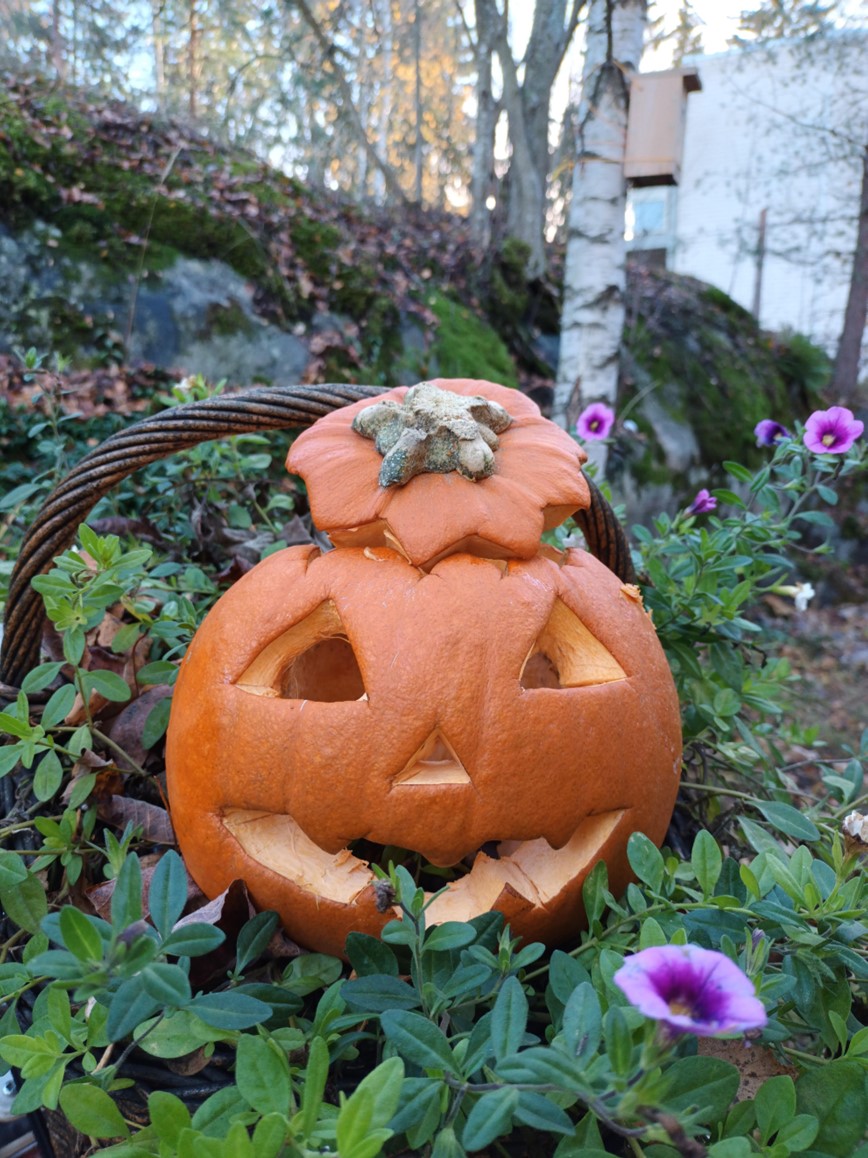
left=829, top=141, right=868, bottom=404
left=553, top=0, right=647, bottom=467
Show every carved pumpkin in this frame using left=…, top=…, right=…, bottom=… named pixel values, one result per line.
left=166, top=380, right=681, bottom=957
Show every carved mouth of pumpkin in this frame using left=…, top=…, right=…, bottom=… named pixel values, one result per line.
left=222, top=808, right=627, bottom=920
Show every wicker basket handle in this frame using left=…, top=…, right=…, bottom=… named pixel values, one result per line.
left=0, top=383, right=633, bottom=690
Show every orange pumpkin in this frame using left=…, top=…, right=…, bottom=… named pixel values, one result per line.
left=286, top=378, right=591, bottom=568
left=166, top=380, right=681, bottom=957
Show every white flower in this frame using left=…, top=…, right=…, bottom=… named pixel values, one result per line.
left=793, top=582, right=815, bottom=612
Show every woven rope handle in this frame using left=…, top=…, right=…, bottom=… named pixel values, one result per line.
left=0, top=383, right=634, bottom=689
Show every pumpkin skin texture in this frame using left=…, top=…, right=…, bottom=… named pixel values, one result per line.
left=286, top=378, right=590, bottom=569
left=166, top=543, right=681, bottom=959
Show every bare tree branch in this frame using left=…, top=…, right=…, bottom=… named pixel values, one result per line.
left=287, top=0, right=410, bottom=206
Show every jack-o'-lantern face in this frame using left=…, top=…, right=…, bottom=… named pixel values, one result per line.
left=166, top=544, right=681, bottom=958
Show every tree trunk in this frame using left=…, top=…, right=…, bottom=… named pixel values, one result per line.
left=151, top=0, right=166, bottom=109
left=291, top=0, right=410, bottom=207
left=413, top=0, right=424, bottom=204
left=372, top=0, right=393, bottom=205
left=553, top=0, right=647, bottom=463
left=482, top=0, right=585, bottom=279
left=829, top=142, right=868, bottom=403
left=469, top=0, right=497, bottom=248
left=187, top=0, right=200, bottom=119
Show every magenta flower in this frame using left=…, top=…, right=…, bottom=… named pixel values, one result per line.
left=576, top=403, right=615, bottom=441
left=754, top=419, right=790, bottom=447
left=614, top=945, right=767, bottom=1037
left=803, top=406, right=864, bottom=454
left=687, top=488, right=717, bottom=515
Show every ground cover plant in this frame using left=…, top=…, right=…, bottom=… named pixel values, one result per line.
left=0, top=371, right=866, bottom=1156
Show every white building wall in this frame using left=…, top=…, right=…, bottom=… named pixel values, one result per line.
left=667, top=33, right=866, bottom=355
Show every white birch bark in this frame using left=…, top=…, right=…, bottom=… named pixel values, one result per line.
left=553, top=0, right=647, bottom=469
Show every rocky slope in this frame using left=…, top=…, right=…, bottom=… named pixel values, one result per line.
left=0, top=69, right=830, bottom=510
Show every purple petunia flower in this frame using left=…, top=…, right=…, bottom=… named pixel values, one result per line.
left=614, top=945, right=767, bottom=1037
left=687, top=488, right=717, bottom=515
left=576, top=403, right=615, bottom=441
left=803, top=406, right=864, bottom=454
left=754, top=419, right=790, bottom=447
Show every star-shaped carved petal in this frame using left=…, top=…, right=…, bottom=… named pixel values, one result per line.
left=351, top=382, right=513, bottom=486
left=287, top=379, right=590, bottom=569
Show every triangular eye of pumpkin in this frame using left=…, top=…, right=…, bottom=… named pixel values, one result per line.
left=520, top=599, right=627, bottom=689
left=235, top=600, right=367, bottom=702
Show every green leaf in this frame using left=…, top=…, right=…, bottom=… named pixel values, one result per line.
left=389, top=1077, right=444, bottom=1140
left=187, top=991, right=273, bottom=1030
left=431, top=1125, right=466, bottom=1158
left=0, top=851, right=29, bottom=890
left=755, top=1074, right=796, bottom=1145
left=342, top=974, right=421, bottom=1013
left=775, top=1114, right=819, bottom=1151
left=562, top=983, right=601, bottom=1062
left=299, top=1035, right=329, bottom=1136
left=148, top=850, right=189, bottom=940
left=235, top=910, right=279, bottom=974
left=603, top=1006, right=633, bottom=1076
left=147, top=1090, right=192, bottom=1143
left=724, top=461, right=754, bottom=483
left=755, top=801, right=820, bottom=842
left=491, top=976, right=528, bottom=1062
left=161, top=923, right=225, bottom=957
left=795, top=1060, right=868, bottom=1155
left=58, top=1083, right=130, bottom=1139
left=345, top=932, right=399, bottom=977
left=2, top=874, right=48, bottom=933
left=235, top=1033, right=292, bottom=1116
left=33, top=749, right=64, bottom=801
left=137, top=661, right=178, bottom=685
left=707, top=1141, right=753, bottom=1158
left=21, top=663, right=65, bottom=695
left=462, top=1087, right=518, bottom=1151
left=691, top=829, right=723, bottom=896
left=58, top=906, right=103, bottom=963
left=336, top=1060, right=404, bottom=1158
left=85, top=669, right=132, bottom=703
left=141, top=963, right=192, bottom=1007
left=627, top=832, right=665, bottom=891
left=40, top=684, right=76, bottom=730
left=106, top=980, right=162, bottom=1041
left=191, top=1085, right=251, bottom=1137
left=135, top=1010, right=235, bottom=1059
left=252, top=1114, right=287, bottom=1158
left=496, top=1046, right=582, bottom=1088
left=739, top=816, right=786, bottom=857
left=141, top=697, right=172, bottom=749
left=380, top=1010, right=455, bottom=1072
left=582, top=861, right=608, bottom=926
left=659, top=1056, right=740, bottom=1125
left=514, top=1090, right=574, bottom=1136
left=111, top=853, right=143, bottom=929
left=424, top=922, right=477, bottom=953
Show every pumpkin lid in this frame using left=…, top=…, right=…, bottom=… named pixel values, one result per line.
left=287, top=378, right=590, bottom=568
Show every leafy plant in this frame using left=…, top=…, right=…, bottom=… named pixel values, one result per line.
left=0, top=407, right=866, bottom=1155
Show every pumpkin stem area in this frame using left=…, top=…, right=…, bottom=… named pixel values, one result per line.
left=351, top=381, right=513, bottom=486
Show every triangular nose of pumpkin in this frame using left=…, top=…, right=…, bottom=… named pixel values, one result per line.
left=393, top=730, right=471, bottom=786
